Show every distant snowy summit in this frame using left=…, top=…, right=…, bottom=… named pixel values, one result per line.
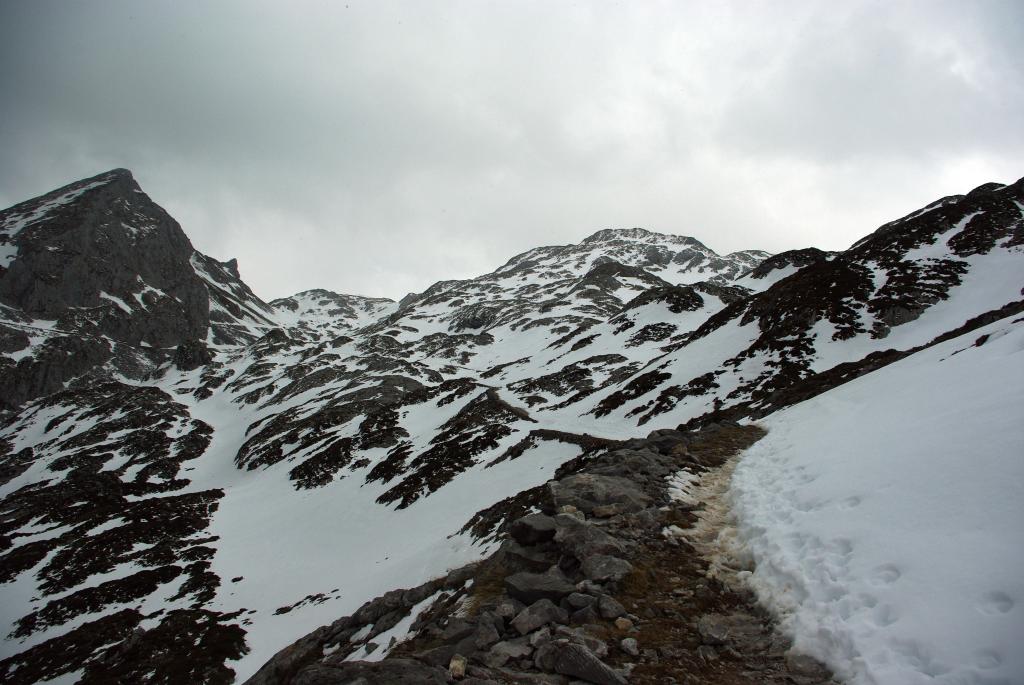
left=270, top=289, right=396, bottom=333
left=496, top=226, right=769, bottom=285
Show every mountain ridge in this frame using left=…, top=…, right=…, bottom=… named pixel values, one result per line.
left=0, top=169, right=1021, bottom=684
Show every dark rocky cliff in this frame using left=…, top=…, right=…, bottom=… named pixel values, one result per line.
left=0, top=169, right=210, bottom=347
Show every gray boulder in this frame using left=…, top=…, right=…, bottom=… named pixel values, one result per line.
left=509, top=513, right=558, bottom=545
left=502, top=540, right=556, bottom=573
left=564, top=592, right=595, bottom=611
left=581, top=555, right=633, bottom=583
left=535, top=641, right=627, bottom=685
left=494, top=598, right=526, bottom=621
left=596, top=594, right=627, bottom=619
left=553, top=516, right=625, bottom=559
left=697, top=612, right=765, bottom=647
left=549, top=473, right=651, bottom=515
left=483, top=637, right=533, bottom=668
left=570, top=605, right=600, bottom=625
left=511, top=599, right=569, bottom=635
left=505, top=568, right=576, bottom=605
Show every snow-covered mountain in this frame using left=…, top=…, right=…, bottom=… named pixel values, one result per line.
left=269, top=290, right=396, bottom=340
left=0, top=170, right=1020, bottom=684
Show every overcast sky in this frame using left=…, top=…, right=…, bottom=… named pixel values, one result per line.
left=1, top=1, right=1021, bottom=301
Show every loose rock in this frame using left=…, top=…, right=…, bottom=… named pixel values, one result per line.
left=449, top=654, right=467, bottom=679
left=614, top=617, right=634, bottom=631
left=550, top=642, right=627, bottom=685
left=511, top=599, right=569, bottom=635
left=581, top=555, right=633, bottom=583
left=509, top=513, right=558, bottom=545
left=505, top=568, right=576, bottom=605
left=597, top=594, right=626, bottom=619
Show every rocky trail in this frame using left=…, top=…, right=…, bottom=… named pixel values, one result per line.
left=246, top=422, right=837, bottom=685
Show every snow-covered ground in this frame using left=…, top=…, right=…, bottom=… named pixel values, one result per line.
left=730, top=316, right=1024, bottom=685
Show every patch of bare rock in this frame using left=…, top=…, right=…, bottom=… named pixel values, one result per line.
left=247, top=423, right=837, bottom=685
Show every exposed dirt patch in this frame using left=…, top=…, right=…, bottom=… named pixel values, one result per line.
left=601, top=424, right=837, bottom=684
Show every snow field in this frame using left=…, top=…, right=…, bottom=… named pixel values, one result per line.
left=730, top=316, right=1024, bottom=685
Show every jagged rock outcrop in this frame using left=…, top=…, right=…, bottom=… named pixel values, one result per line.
left=0, top=169, right=209, bottom=346
left=0, top=169, right=276, bottom=406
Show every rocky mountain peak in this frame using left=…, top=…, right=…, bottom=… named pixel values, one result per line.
left=0, top=168, right=206, bottom=338
left=581, top=227, right=704, bottom=247
left=0, top=170, right=277, bottom=407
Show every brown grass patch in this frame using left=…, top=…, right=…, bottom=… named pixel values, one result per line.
left=463, top=558, right=508, bottom=616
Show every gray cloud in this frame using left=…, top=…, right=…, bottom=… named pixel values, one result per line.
left=1, top=0, right=1021, bottom=300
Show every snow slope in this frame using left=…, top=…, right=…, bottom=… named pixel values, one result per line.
left=730, top=314, right=1024, bottom=685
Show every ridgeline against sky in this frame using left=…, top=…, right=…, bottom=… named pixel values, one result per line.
left=1, top=0, right=1021, bottom=299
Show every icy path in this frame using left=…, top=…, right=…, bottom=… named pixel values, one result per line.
left=730, top=316, right=1024, bottom=685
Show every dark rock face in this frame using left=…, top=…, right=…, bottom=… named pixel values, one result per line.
left=620, top=284, right=704, bottom=314
left=449, top=302, right=500, bottom=332
left=748, top=247, right=832, bottom=279
left=0, top=169, right=278, bottom=407
left=174, top=338, right=214, bottom=371
left=0, top=334, right=112, bottom=410
left=290, top=658, right=449, bottom=684
left=0, top=169, right=210, bottom=347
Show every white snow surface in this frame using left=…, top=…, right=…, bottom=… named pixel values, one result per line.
left=730, top=316, right=1024, bottom=685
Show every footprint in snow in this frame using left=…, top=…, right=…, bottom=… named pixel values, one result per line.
left=869, top=563, right=902, bottom=586
left=977, top=591, right=1014, bottom=615
left=872, top=603, right=899, bottom=627
left=827, top=538, right=853, bottom=556
left=839, top=495, right=862, bottom=509
left=973, top=649, right=1003, bottom=670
